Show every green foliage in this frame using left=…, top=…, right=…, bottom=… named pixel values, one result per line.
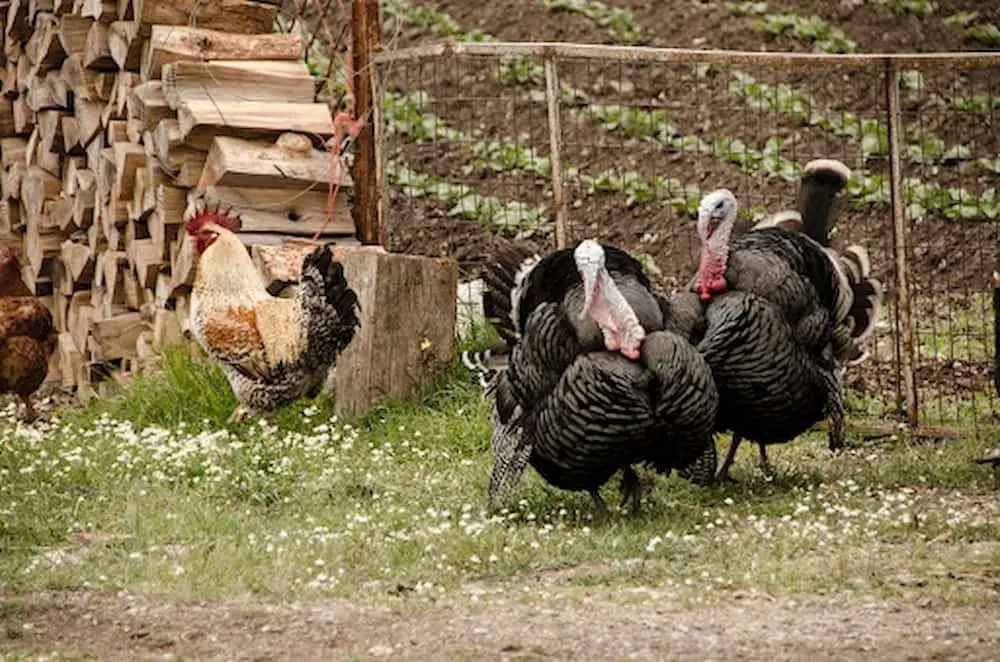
left=868, top=0, right=935, bottom=17
left=76, top=346, right=236, bottom=431
left=1, top=354, right=998, bottom=605
left=968, top=23, right=1000, bottom=48
left=754, top=11, right=857, bottom=53
left=950, top=93, right=1000, bottom=116
left=943, top=11, right=979, bottom=28
left=725, top=1, right=768, bottom=17
left=539, top=0, right=648, bottom=45
left=388, top=160, right=552, bottom=237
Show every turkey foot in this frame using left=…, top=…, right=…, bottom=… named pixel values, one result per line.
left=618, top=466, right=643, bottom=513
left=18, top=395, right=38, bottom=424
left=715, top=433, right=743, bottom=483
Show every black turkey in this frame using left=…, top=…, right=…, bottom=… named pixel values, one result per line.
left=689, top=159, right=884, bottom=481
left=468, top=239, right=719, bottom=515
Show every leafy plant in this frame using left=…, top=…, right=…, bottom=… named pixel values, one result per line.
left=725, top=1, right=768, bottom=17
left=968, top=23, right=1000, bottom=48
left=868, top=0, right=935, bottom=17
left=540, top=0, right=648, bottom=45
left=943, top=11, right=978, bottom=28
left=950, top=93, right=1000, bottom=116
left=754, top=11, right=857, bottom=53
left=388, top=160, right=552, bottom=236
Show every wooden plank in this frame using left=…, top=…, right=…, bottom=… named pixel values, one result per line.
left=161, top=60, right=314, bottom=110
left=197, top=133, right=351, bottom=192
left=332, top=252, right=458, bottom=417
left=141, top=25, right=302, bottom=81
left=177, top=99, right=334, bottom=151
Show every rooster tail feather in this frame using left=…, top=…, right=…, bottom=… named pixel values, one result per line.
left=298, top=244, right=361, bottom=371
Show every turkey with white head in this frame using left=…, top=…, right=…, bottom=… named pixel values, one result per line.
left=689, top=159, right=884, bottom=481
left=467, top=238, right=719, bottom=516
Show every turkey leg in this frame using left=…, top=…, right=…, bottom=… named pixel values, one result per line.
left=715, top=433, right=743, bottom=482
left=589, top=489, right=611, bottom=521
left=618, top=466, right=642, bottom=512
left=757, top=443, right=775, bottom=478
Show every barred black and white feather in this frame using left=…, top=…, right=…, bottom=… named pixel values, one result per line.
left=298, top=244, right=361, bottom=382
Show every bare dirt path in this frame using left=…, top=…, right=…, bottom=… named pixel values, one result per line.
left=3, top=588, right=999, bottom=661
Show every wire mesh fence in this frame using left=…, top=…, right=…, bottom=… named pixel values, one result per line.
left=375, top=43, right=1000, bottom=437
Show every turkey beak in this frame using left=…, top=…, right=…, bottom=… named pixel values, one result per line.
left=580, top=263, right=602, bottom=320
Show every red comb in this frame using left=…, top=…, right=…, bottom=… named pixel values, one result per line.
left=185, top=205, right=242, bottom=236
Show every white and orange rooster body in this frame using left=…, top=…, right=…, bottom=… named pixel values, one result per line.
left=185, top=207, right=360, bottom=422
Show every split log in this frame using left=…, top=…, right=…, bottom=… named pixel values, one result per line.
left=193, top=186, right=353, bottom=237
left=135, top=0, right=279, bottom=36
left=161, top=60, right=315, bottom=110
left=197, top=133, right=349, bottom=192
left=141, top=25, right=301, bottom=81
left=177, top=100, right=334, bottom=151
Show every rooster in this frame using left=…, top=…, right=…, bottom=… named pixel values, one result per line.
left=0, top=249, right=57, bottom=423
left=185, top=206, right=361, bottom=423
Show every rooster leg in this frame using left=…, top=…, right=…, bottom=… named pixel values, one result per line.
left=589, top=489, right=611, bottom=521
left=715, top=433, right=743, bottom=483
left=227, top=406, right=251, bottom=424
left=758, top=443, right=775, bottom=479
left=618, top=466, right=642, bottom=513
left=18, top=395, right=38, bottom=424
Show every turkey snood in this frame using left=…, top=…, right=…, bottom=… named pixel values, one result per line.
left=574, top=239, right=645, bottom=360
left=695, top=189, right=737, bottom=301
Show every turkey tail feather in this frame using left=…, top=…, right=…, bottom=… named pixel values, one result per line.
left=298, top=244, right=361, bottom=371
left=461, top=344, right=509, bottom=393
left=797, top=158, right=851, bottom=246
left=481, top=242, right=541, bottom=345
left=828, top=244, right=885, bottom=364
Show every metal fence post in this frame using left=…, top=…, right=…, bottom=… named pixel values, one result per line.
left=884, top=57, right=919, bottom=428
left=544, top=57, right=568, bottom=250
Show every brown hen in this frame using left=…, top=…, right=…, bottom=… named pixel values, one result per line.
left=0, top=249, right=57, bottom=422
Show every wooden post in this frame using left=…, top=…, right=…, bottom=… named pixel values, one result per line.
left=544, top=57, right=567, bottom=250
left=350, top=0, right=384, bottom=246
left=885, top=59, right=919, bottom=428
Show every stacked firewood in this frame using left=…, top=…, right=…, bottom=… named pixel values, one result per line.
left=0, top=0, right=355, bottom=396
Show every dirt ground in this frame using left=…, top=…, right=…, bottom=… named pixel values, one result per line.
left=4, top=588, right=999, bottom=661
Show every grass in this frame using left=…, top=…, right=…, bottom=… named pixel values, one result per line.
left=2, top=347, right=999, bottom=611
